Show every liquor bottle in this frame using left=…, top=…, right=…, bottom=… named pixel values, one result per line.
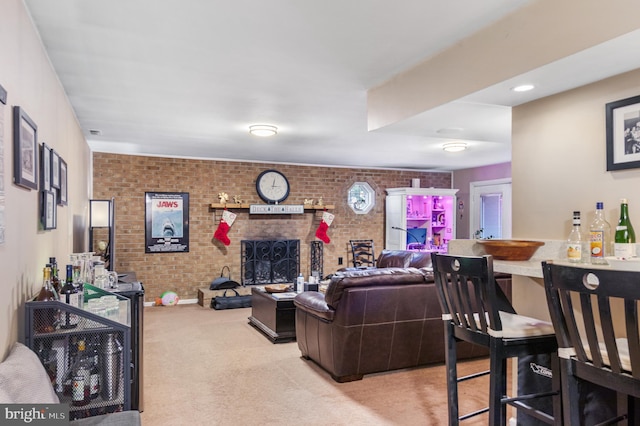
left=296, top=273, right=304, bottom=293
left=88, top=338, right=101, bottom=400
left=566, top=211, right=583, bottom=263
left=71, top=340, right=91, bottom=406
left=49, top=257, right=62, bottom=294
left=614, top=198, right=636, bottom=259
left=60, top=265, right=81, bottom=329
left=35, top=266, right=59, bottom=333
left=590, top=202, right=611, bottom=264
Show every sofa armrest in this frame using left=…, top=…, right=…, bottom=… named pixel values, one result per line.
left=294, top=292, right=335, bottom=322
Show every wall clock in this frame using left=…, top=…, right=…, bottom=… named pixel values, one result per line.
left=256, top=169, right=290, bottom=204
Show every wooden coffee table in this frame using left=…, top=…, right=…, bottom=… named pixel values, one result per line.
left=248, top=287, right=297, bottom=343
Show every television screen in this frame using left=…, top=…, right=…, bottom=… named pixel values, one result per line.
left=406, top=228, right=426, bottom=246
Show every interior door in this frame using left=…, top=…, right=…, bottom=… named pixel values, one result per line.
left=470, top=179, right=512, bottom=239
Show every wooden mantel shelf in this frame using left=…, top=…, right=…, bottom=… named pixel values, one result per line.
left=210, top=203, right=334, bottom=210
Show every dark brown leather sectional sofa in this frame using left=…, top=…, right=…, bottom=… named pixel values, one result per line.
left=294, top=250, right=510, bottom=382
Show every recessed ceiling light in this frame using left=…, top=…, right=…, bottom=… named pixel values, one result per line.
left=442, top=142, right=468, bottom=152
left=249, top=124, right=278, bottom=137
left=512, top=84, right=535, bottom=92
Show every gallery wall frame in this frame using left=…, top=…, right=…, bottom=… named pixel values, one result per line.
left=606, top=94, right=640, bottom=171
left=51, top=149, right=60, bottom=189
left=13, top=106, right=38, bottom=190
left=41, top=190, right=56, bottom=230
left=40, top=143, right=51, bottom=191
left=58, top=157, right=67, bottom=206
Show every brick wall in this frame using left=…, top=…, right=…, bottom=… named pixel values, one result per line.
left=93, top=153, right=451, bottom=301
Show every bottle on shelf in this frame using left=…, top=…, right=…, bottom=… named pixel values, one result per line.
left=88, top=338, right=101, bottom=400
left=614, top=198, right=636, bottom=259
left=72, top=339, right=92, bottom=406
left=566, top=211, right=583, bottom=263
left=50, top=257, right=62, bottom=294
left=60, top=264, right=82, bottom=329
left=35, top=266, right=59, bottom=333
left=296, top=273, right=304, bottom=293
left=590, top=202, right=611, bottom=264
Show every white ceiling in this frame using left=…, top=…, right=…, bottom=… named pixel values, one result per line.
left=22, top=0, right=640, bottom=171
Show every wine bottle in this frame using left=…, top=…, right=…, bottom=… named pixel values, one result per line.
left=35, top=266, right=59, bottom=333
left=60, top=264, right=81, bottom=329
left=49, top=257, right=61, bottom=294
left=88, top=337, right=101, bottom=400
left=590, top=202, right=611, bottom=264
left=614, top=198, right=636, bottom=259
left=71, top=340, right=91, bottom=406
left=566, top=211, right=583, bottom=263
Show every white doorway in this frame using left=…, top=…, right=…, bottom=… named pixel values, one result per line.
left=470, top=178, right=512, bottom=239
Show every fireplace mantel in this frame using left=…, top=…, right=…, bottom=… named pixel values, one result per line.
left=210, top=203, right=334, bottom=211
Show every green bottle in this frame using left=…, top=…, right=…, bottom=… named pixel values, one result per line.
left=614, top=198, right=636, bottom=259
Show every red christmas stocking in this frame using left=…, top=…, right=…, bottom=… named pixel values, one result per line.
left=213, top=220, right=231, bottom=246
left=315, top=220, right=331, bottom=244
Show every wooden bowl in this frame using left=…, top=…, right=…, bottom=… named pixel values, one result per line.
left=265, top=284, right=292, bottom=293
left=476, top=239, right=545, bottom=261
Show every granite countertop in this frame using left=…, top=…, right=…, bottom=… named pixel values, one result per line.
left=448, top=239, right=566, bottom=278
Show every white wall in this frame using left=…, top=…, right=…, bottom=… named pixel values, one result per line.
left=511, top=68, right=640, bottom=319
left=0, top=0, right=91, bottom=357
left=453, top=162, right=511, bottom=238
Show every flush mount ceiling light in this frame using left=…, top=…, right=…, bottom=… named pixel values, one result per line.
left=249, top=124, right=278, bottom=137
left=442, top=142, right=468, bottom=152
left=512, top=84, right=535, bottom=92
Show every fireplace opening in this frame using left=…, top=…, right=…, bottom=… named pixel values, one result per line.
left=241, top=240, right=300, bottom=285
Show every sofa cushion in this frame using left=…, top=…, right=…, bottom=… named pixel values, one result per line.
left=0, top=342, right=59, bottom=404
left=376, top=250, right=413, bottom=268
left=325, top=267, right=428, bottom=310
left=408, top=251, right=433, bottom=269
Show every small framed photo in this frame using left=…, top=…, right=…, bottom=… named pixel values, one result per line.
left=51, top=149, right=60, bottom=189
left=40, top=143, right=51, bottom=191
left=606, top=94, right=640, bottom=171
left=13, top=106, right=38, bottom=190
left=41, top=190, right=57, bottom=230
left=58, top=158, right=67, bottom=206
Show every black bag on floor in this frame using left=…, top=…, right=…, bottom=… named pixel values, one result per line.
left=211, top=289, right=251, bottom=310
left=209, top=266, right=240, bottom=290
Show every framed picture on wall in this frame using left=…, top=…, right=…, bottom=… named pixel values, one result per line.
left=606, top=94, right=640, bottom=171
left=12, top=106, right=38, bottom=190
left=40, top=143, right=51, bottom=191
left=41, top=190, right=56, bottom=230
left=144, top=192, right=190, bottom=253
left=51, top=149, right=60, bottom=189
left=58, top=157, right=67, bottom=206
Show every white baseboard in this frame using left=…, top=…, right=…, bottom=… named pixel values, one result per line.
left=144, top=298, right=198, bottom=307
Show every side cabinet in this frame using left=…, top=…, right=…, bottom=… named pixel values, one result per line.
left=25, top=289, right=131, bottom=421
left=385, top=187, right=458, bottom=252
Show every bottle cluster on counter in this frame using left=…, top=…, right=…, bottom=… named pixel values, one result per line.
left=567, top=199, right=636, bottom=264
left=31, top=253, right=127, bottom=420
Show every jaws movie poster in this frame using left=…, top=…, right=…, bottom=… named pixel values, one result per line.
left=145, top=192, right=190, bottom=253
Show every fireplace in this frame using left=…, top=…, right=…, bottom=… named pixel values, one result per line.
left=241, top=240, right=300, bottom=285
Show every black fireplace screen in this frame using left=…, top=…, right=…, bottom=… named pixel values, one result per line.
left=241, top=240, right=300, bottom=285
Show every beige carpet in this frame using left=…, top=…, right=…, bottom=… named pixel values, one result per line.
left=141, top=304, right=507, bottom=426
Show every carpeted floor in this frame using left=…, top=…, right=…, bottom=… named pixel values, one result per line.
left=140, top=304, right=506, bottom=425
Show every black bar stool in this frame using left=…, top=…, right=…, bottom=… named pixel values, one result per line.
left=431, top=253, right=561, bottom=425
left=543, top=261, right=640, bottom=425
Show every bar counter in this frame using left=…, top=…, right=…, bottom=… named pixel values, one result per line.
left=448, top=239, right=566, bottom=277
